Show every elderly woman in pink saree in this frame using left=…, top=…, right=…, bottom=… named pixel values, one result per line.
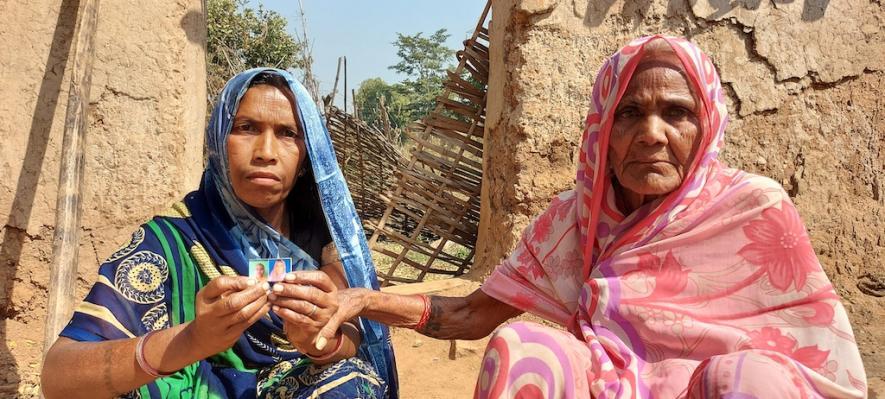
left=312, top=35, right=867, bottom=398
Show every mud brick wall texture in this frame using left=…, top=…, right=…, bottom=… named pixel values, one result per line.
left=474, top=0, right=883, bottom=395
left=0, top=1, right=206, bottom=396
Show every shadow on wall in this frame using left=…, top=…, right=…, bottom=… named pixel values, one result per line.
left=0, top=0, right=80, bottom=395
left=582, top=0, right=831, bottom=27
left=180, top=8, right=207, bottom=49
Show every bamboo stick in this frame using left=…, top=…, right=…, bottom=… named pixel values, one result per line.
left=42, top=0, right=101, bottom=359
left=378, top=95, right=392, bottom=141
left=297, top=0, right=320, bottom=104
left=324, top=57, right=344, bottom=113
left=353, top=89, right=367, bottom=220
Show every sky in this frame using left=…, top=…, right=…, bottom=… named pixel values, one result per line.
left=247, top=0, right=488, bottom=108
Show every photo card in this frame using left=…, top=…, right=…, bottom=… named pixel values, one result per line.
left=248, top=257, right=292, bottom=283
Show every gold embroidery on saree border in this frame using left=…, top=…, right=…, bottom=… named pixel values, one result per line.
left=271, top=333, right=298, bottom=352
left=114, top=251, right=168, bottom=304
left=106, top=227, right=145, bottom=263
left=190, top=242, right=239, bottom=279
left=141, top=303, right=170, bottom=331
left=157, top=201, right=192, bottom=219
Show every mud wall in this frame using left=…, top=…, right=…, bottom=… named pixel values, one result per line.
left=0, top=0, right=206, bottom=396
left=475, top=0, right=884, bottom=392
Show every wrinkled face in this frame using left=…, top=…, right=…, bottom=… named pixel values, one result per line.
left=608, top=44, right=702, bottom=198
left=227, top=84, right=306, bottom=212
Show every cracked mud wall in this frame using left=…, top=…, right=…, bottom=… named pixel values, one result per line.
left=0, top=0, right=206, bottom=396
left=475, top=0, right=884, bottom=393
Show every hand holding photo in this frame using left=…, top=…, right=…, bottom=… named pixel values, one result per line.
left=248, top=258, right=292, bottom=283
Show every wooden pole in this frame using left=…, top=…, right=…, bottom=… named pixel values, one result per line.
left=353, top=89, right=367, bottom=219
left=297, top=0, right=320, bottom=104
left=378, top=94, right=393, bottom=142
left=324, top=56, right=344, bottom=114
left=342, top=57, right=349, bottom=178
left=42, top=0, right=101, bottom=359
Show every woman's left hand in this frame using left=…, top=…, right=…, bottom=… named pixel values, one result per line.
left=268, top=271, right=339, bottom=354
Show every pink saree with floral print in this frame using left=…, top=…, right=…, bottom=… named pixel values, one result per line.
left=477, top=35, right=867, bottom=399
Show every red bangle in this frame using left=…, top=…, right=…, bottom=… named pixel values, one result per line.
left=305, top=329, right=344, bottom=362
left=414, top=294, right=432, bottom=331
left=135, top=331, right=174, bottom=379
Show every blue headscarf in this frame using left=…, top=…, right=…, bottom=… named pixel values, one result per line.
left=205, top=72, right=317, bottom=265
left=205, top=68, right=398, bottom=394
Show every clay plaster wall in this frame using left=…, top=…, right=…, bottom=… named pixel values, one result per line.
left=475, top=0, right=884, bottom=392
left=0, top=0, right=207, bottom=396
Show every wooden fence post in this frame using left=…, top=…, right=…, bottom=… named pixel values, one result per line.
left=41, top=0, right=101, bottom=359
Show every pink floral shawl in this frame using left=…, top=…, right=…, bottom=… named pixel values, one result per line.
left=481, top=35, right=867, bottom=398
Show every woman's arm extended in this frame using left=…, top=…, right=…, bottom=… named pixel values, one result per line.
left=41, top=277, right=270, bottom=399
left=320, top=288, right=523, bottom=341
left=42, top=324, right=205, bottom=399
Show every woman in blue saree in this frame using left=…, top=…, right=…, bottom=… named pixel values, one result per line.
left=41, top=69, right=397, bottom=399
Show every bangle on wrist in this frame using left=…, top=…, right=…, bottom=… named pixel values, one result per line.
left=305, top=329, right=343, bottom=362
left=340, top=321, right=359, bottom=336
left=414, top=294, right=431, bottom=331
left=135, top=330, right=174, bottom=379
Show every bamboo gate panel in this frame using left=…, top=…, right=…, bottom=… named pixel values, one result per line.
left=366, top=3, right=491, bottom=285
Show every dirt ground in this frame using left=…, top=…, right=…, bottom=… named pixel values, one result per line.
left=391, top=327, right=489, bottom=399
left=388, top=279, right=560, bottom=399
left=388, top=279, right=490, bottom=399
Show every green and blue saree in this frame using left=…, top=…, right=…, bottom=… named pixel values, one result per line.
left=59, top=68, right=398, bottom=398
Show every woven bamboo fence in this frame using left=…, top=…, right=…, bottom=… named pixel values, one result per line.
left=325, top=105, right=403, bottom=229
left=366, top=3, right=491, bottom=285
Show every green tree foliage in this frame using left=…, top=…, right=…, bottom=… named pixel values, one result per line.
left=355, top=29, right=454, bottom=135
left=354, top=78, right=408, bottom=131
left=206, top=0, right=303, bottom=98
left=390, top=29, right=453, bottom=82
left=390, top=29, right=454, bottom=126
left=354, top=78, right=393, bottom=126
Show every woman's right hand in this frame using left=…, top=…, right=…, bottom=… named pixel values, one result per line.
left=186, top=276, right=271, bottom=357
left=314, top=288, right=371, bottom=343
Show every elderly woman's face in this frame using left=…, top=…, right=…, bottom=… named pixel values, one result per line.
left=608, top=47, right=701, bottom=199
left=227, top=85, right=306, bottom=212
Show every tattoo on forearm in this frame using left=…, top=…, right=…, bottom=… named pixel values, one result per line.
left=415, top=293, right=512, bottom=340
left=418, top=296, right=465, bottom=339
left=102, top=346, right=118, bottom=395
left=422, top=297, right=444, bottom=335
